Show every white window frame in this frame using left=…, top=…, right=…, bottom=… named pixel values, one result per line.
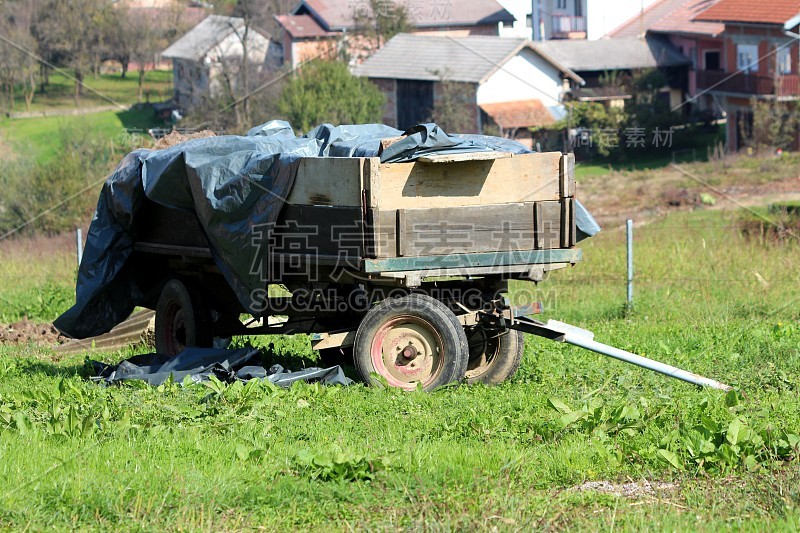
left=737, top=44, right=759, bottom=73
left=777, top=47, right=792, bottom=75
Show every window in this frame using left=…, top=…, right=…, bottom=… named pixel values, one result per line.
left=574, top=0, right=583, bottom=17
left=526, top=14, right=533, bottom=28
left=556, top=0, right=567, bottom=9
left=737, top=44, right=759, bottom=73
left=777, top=47, right=792, bottom=75
left=502, top=20, right=513, bottom=28
left=704, top=51, right=721, bottom=71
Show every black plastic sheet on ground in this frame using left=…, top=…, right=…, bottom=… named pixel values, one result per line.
left=90, top=347, right=352, bottom=388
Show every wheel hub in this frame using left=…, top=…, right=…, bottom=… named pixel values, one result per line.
left=371, top=316, right=444, bottom=390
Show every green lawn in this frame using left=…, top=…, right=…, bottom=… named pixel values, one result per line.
left=1, top=205, right=799, bottom=529
left=0, top=108, right=165, bottom=163
left=8, top=70, right=173, bottom=113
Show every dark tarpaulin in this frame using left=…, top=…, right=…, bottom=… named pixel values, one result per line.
left=54, top=121, right=594, bottom=340
left=90, top=346, right=353, bottom=387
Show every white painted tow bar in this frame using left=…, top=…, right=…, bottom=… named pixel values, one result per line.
left=509, top=317, right=733, bottom=391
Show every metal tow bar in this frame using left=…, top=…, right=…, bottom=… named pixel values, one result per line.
left=508, top=315, right=732, bottom=391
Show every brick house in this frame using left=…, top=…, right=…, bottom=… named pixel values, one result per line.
left=275, top=0, right=516, bottom=69
left=353, top=33, right=583, bottom=146
left=610, top=0, right=800, bottom=151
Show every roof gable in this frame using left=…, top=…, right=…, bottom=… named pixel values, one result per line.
left=163, top=15, right=262, bottom=61
left=352, top=33, right=581, bottom=84
left=693, top=0, right=800, bottom=25
left=293, top=0, right=515, bottom=32
left=608, top=0, right=725, bottom=38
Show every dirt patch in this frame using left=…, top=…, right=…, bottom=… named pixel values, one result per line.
left=153, top=129, right=217, bottom=150
left=571, top=480, right=679, bottom=499
left=0, top=320, right=67, bottom=347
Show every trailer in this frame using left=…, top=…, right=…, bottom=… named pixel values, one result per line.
left=121, top=149, right=584, bottom=390
left=58, top=122, right=729, bottom=392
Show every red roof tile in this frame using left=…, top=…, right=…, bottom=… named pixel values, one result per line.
left=693, top=0, right=799, bottom=25
left=609, top=0, right=725, bottom=38
left=480, top=99, right=556, bottom=129
left=275, top=14, right=332, bottom=38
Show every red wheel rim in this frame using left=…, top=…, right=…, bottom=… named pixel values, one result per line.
left=370, top=315, right=445, bottom=390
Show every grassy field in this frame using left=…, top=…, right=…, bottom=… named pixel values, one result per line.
left=1, top=196, right=799, bottom=529
left=8, top=70, right=173, bottom=113
left=0, top=108, right=164, bottom=163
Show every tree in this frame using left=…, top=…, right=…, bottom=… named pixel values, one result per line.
left=748, top=98, right=800, bottom=153
left=278, top=60, right=385, bottom=132
left=429, top=72, right=477, bottom=133
left=351, top=0, right=411, bottom=61
left=0, top=1, right=38, bottom=113
left=32, top=0, right=112, bottom=105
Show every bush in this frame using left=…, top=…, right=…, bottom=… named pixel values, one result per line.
left=278, top=60, right=385, bottom=132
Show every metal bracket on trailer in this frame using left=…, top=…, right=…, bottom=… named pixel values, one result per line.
left=507, top=315, right=732, bottom=391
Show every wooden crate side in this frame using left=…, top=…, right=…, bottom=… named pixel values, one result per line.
left=376, top=203, right=539, bottom=258
left=275, top=205, right=364, bottom=258
left=285, top=157, right=365, bottom=207
left=376, top=152, right=562, bottom=210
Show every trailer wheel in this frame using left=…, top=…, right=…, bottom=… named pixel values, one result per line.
left=155, top=279, right=213, bottom=357
left=464, top=328, right=524, bottom=385
left=354, top=294, right=468, bottom=391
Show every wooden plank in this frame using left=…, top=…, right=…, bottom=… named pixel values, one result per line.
left=363, top=248, right=583, bottom=273
left=417, top=151, right=513, bottom=164
left=560, top=198, right=572, bottom=248
left=275, top=205, right=363, bottom=258
left=396, top=209, right=407, bottom=257
left=285, top=157, right=364, bottom=207
left=560, top=153, right=576, bottom=198
left=377, top=152, right=562, bottom=210
left=376, top=203, right=537, bottom=258
left=534, top=201, right=562, bottom=250
left=362, top=158, right=381, bottom=258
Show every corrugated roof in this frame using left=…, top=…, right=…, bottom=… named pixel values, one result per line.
left=353, top=33, right=581, bottom=83
left=480, top=99, right=557, bottom=128
left=163, top=15, right=248, bottom=60
left=275, top=14, right=332, bottom=38
left=693, top=0, right=800, bottom=25
left=608, top=0, right=725, bottom=38
left=295, top=0, right=515, bottom=31
left=535, top=36, right=690, bottom=72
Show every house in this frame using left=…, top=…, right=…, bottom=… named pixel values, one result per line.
left=353, top=33, right=583, bottom=146
left=275, top=0, right=516, bottom=69
left=536, top=36, right=691, bottom=109
left=531, top=0, right=661, bottom=41
left=496, top=0, right=534, bottom=38
left=609, top=0, right=800, bottom=150
left=162, top=15, right=283, bottom=109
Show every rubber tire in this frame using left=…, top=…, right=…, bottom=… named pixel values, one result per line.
left=155, top=279, right=213, bottom=357
left=353, top=294, right=468, bottom=391
left=465, top=328, right=524, bottom=385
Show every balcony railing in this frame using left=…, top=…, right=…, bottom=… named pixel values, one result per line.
left=696, top=70, right=800, bottom=97
left=551, top=15, right=586, bottom=36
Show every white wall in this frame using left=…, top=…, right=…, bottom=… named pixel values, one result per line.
left=476, top=48, right=563, bottom=107
left=496, top=0, right=533, bottom=38
left=587, top=0, right=659, bottom=40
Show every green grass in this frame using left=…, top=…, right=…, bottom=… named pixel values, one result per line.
left=575, top=127, right=726, bottom=180
left=9, top=70, right=173, bottom=113
left=1, top=205, right=799, bottom=529
left=0, top=108, right=164, bottom=163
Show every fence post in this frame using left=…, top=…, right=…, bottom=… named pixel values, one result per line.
left=626, top=219, right=633, bottom=309
left=76, top=228, right=83, bottom=267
